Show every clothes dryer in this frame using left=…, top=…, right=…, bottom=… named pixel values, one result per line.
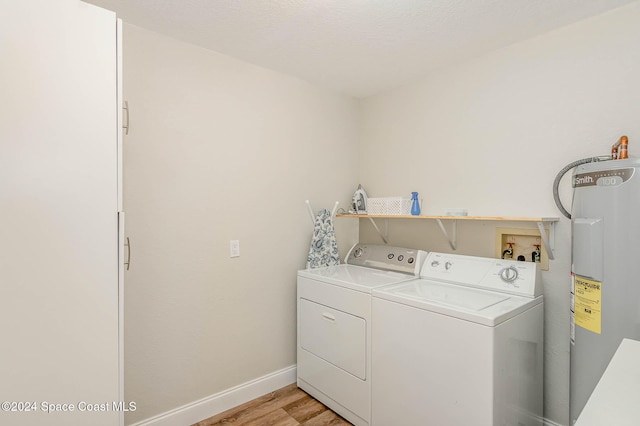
left=297, top=244, right=426, bottom=426
left=371, top=252, right=544, bottom=426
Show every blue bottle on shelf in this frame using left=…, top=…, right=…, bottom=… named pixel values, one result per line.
left=411, top=192, right=421, bottom=216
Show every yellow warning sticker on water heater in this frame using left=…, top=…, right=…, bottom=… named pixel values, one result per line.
left=574, top=276, right=602, bottom=334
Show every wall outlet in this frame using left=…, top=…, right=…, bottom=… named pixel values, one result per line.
left=230, top=240, right=240, bottom=258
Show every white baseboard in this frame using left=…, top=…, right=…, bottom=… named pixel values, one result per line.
left=128, top=365, right=297, bottom=426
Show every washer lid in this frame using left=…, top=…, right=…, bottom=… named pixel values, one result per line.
left=298, top=264, right=417, bottom=293
left=393, top=279, right=509, bottom=310
left=373, top=279, right=542, bottom=326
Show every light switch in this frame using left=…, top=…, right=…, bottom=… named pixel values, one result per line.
left=230, top=240, right=240, bottom=258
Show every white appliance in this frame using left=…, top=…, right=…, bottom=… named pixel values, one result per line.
left=574, top=339, right=640, bottom=426
left=371, top=252, right=544, bottom=426
left=570, top=158, right=640, bottom=424
left=297, top=244, right=426, bottom=426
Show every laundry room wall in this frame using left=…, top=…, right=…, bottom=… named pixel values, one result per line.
left=122, top=24, right=359, bottom=424
left=358, top=2, right=640, bottom=425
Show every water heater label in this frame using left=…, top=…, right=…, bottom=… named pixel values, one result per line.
left=573, top=168, right=634, bottom=188
left=574, top=275, right=602, bottom=334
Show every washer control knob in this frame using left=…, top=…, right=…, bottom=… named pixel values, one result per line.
left=500, top=266, right=519, bottom=283
left=353, top=247, right=364, bottom=258
left=408, top=257, right=414, bottom=264
left=398, top=255, right=404, bottom=261
left=431, top=260, right=440, bottom=267
left=445, top=261, right=452, bottom=270
left=388, top=253, right=395, bottom=260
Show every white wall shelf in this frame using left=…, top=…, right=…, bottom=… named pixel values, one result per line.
left=337, top=214, right=560, bottom=259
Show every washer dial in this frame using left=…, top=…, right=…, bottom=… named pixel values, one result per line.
left=499, top=266, right=519, bottom=283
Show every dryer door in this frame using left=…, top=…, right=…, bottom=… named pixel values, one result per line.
left=299, top=298, right=366, bottom=379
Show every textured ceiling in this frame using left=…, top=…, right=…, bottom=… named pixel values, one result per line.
left=84, top=0, right=637, bottom=98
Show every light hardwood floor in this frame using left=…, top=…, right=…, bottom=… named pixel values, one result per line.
left=193, top=384, right=352, bottom=426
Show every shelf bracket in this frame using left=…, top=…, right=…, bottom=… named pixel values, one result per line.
left=435, top=219, right=457, bottom=250
left=536, top=221, right=556, bottom=260
left=368, top=217, right=388, bottom=244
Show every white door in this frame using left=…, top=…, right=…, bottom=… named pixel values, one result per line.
left=0, top=1, right=121, bottom=425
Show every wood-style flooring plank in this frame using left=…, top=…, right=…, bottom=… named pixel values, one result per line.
left=282, top=394, right=328, bottom=423
left=300, top=409, right=351, bottom=426
left=241, top=408, right=300, bottom=426
left=193, top=384, right=353, bottom=426
left=193, top=384, right=307, bottom=426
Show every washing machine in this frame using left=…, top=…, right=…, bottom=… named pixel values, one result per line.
left=371, top=252, right=544, bottom=426
left=297, top=244, right=426, bottom=426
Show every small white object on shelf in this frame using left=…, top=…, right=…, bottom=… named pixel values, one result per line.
left=445, top=208, right=468, bottom=216
left=368, top=197, right=412, bottom=215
